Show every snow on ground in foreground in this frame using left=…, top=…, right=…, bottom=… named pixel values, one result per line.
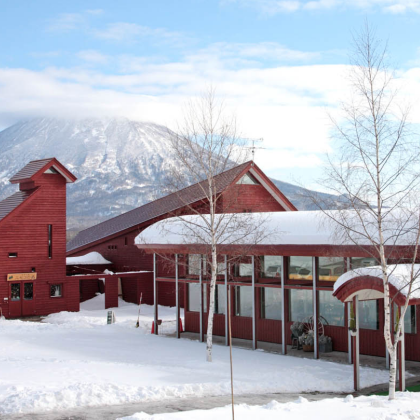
left=0, top=294, right=390, bottom=415
left=119, top=393, right=420, bottom=420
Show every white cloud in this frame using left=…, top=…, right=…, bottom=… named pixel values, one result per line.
left=225, top=0, right=420, bottom=14
left=92, top=22, right=190, bottom=46
left=76, top=50, right=109, bottom=64
left=2, top=40, right=420, bottom=184
left=47, top=13, right=85, bottom=32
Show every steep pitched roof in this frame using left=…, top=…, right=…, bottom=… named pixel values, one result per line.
left=0, top=189, right=39, bottom=223
left=67, top=161, right=297, bottom=253
left=67, top=162, right=255, bottom=252
left=10, top=158, right=77, bottom=184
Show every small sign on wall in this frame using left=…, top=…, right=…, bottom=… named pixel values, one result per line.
left=107, top=311, right=116, bottom=324
left=7, top=273, right=37, bottom=281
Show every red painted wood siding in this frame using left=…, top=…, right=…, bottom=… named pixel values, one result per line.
left=221, top=184, right=285, bottom=213
left=0, top=173, right=79, bottom=317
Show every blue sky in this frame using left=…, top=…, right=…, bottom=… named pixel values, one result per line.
left=1, top=0, right=420, bottom=187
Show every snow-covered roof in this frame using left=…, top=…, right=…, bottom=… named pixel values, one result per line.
left=334, top=265, right=420, bottom=300
left=66, top=252, right=112, bottom=266
left=135, top=209, right=418, bottom=247
left=135, top=211, right=334, bottom=246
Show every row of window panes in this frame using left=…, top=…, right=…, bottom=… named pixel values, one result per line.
left=189, top=255, right=378, bottom=282
left=10, top=283, right=62, bottom=301
left=187, top=284, right=419, bottom=332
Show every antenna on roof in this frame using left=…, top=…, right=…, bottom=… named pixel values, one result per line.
left=244, top=138, right=265, bottom=162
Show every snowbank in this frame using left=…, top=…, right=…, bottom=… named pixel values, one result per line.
left=66, top=251, right=112, bottom=265
left=334, top=264, right=420, bottom=299
left=0, top=294, right=390, bottom=415
left=118, top=393, right=420, bottom=420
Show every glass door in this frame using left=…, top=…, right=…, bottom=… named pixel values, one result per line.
left=9, top=283, right=22, bottom=317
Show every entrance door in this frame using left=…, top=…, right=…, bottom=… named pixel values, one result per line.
left=9, top=283, right=21, bottom=317
left=22, top=282, right=35, bottom=316
left=9, top=282, right=35, bottom=317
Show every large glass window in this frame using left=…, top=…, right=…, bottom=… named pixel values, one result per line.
left=351, top=257, right=377, bottom=269
left=405, top=306, right=417, bottom=334
left=188, top=283, right=207, bottom=312
left=235, top=286, right=252, bottom=317
left=319, top=290, right=344, bottom=326
left=260, top=256, right=282, bottom=278
left=215, top=284, right=226, bottom=314
left=318, top=257, right=345, bottom=282
left=188, top=254, right=206, bottom=276
left=11, top=283, right=20, bottom=301
left=394, top=305, right=417, bottom=334
left=359, top=300, right=379, bottom=330
left=234, top=263, right=253, bottom=277
left=289, top=289, right=313, bottom=321
left=288, top=257, right=313, bottom=281
left=236, top=172, right=259, bottom=185
left=50, top=284, right=62, bottom=298
left=261, top=288, right=282, bottom=320
left=24, top=283, right=33, bottom=300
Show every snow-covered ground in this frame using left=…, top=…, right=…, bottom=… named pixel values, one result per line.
left=0, top=294, right=391, bottom=415
left=118, top=394, right=420, bottom=420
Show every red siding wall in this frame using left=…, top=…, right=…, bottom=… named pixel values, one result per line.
left=0, top=173, right=79, bottom=317
left=221, top=184, right=284, bottom=213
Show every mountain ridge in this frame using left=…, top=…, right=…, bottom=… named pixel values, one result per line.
left=0, top=117, right=335, bottom=233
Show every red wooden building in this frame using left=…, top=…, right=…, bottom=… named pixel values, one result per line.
left=135, top=212, right=420, bottom=365
left=0, top=158, right=79, bottom=317
left=66, top=161, right=294, bottom=307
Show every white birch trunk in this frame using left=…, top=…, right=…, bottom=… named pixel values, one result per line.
left=206, top=246, right=217, bottom=362
left=389, top=348, right=397, bottom=400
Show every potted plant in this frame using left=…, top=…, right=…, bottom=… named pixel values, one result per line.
left=300, top=330, right=314, bottom=352
left=319, top=335, right=333, bottom=353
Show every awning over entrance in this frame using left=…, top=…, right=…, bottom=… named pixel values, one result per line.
left=333, top=264, right=420, bottom=392
left=333, top=264, right=420, bottom=306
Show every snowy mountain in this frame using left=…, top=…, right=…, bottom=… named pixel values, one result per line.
left=0, top=118, right=336, bottom=232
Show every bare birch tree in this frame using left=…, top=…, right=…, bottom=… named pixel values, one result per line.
left=312, top=23, right=420, bottom=399
left=158, top=87, right=274, bottom=362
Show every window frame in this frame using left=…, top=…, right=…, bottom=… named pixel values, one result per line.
left=50, top=283, right=63, bottom=298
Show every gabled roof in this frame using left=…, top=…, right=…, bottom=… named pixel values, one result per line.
left=67, top=161, right=296, bottom=253
left=0, top=189, right=39, bottom=224
left=10, top=158, right=77, bottom=184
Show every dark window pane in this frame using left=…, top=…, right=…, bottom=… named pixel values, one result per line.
left=215, top=284, right=225, bottom=314
left=318, top=257, right=345, bottom=282
left=289, top=289, right=313, bottom=321
left=319, top=290, right=344, bottom=326
left=261, top=288, right=282, bottom=320
left=405, top=306, right=416, bottom=334
left=11, top=283, right=20, bottom=301
left=289, top=257, right=313, bottom=281
left=260, top=256, right=282, bottom=278
left=24, top=283, right=33, bottom=300
left=235, top=286, right=252, bottom=317
left=50, top=284, right=62, bottom=297
left=359, top=301, right=379, bottom=330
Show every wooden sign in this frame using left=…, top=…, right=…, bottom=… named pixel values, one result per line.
left=7, top=273, right=37, bottom=281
